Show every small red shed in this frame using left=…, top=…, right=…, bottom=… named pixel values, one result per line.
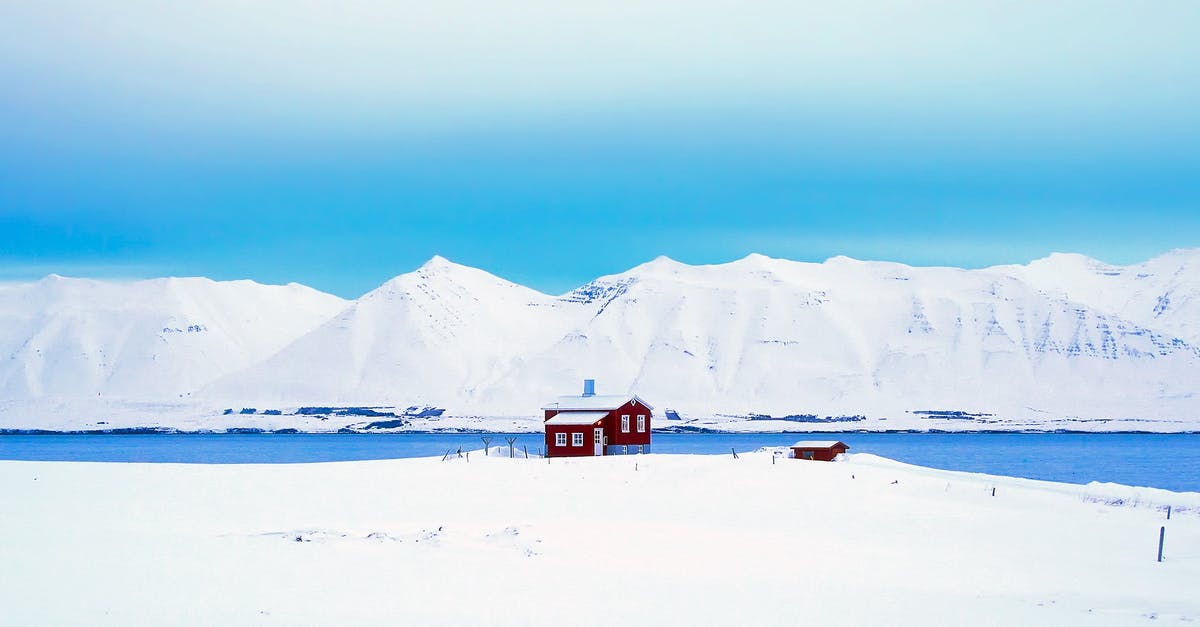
left=542, top=380, right=652, bottom=458
left=789, top=440, right=849, bottom=461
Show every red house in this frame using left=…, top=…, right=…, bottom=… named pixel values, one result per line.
left=543, top=380, right=652, bottom=457
left=789, top=440, right=849, bottom=461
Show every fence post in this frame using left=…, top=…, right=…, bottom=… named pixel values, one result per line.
left=1158, top=526, right=1165, bottom=562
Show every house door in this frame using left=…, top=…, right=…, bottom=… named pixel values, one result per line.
left=593, top=428, right=604, bottom=456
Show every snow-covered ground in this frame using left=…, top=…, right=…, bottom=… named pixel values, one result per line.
left=2, top=452, right=1196, bottom=625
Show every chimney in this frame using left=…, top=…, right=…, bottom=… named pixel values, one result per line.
left=583, top=379, right=595, bottom=397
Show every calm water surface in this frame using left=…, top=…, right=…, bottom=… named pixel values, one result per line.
left=1, top=433, right=1197, bottom=492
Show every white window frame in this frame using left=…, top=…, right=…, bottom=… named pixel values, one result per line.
left=621, top=415, right=630, bottom=433
left=572, top=432, right=584, bottom=447
left=555, top=432, right=567, bottom=447
left=636, top=414, right=645, bottom=432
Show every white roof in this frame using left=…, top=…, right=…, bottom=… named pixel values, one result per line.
left=790, top=440, right=848, bottom=449
left=541, top=394, right=654, bottom=411
left=544, top=411, right=608, bottom=425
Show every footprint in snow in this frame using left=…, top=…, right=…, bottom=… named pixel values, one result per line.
left=256, top=528, right=445, bottom=544
left=485, top=526, right=541, bottom=557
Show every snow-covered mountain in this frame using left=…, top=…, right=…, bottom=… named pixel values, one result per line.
left=994, top=249, right=1200, bottom=344
left=200, top=250, right=1200, bottom=426
left=0, top=275, right=348, bottom=401
left=2, top=250, right=1198, bottom=431
left=204, top=256, right=590, bottom=407
left=500, top=253, right=1200, bottom=421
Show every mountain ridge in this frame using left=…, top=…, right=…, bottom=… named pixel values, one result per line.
left=2, top=250, right=1198, bottom=430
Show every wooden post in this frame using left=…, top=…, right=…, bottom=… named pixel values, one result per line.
left=523, top=445, right=529, bottom=459
left=991, top=487, right=996, bottom=497
left=1167, top=505, right=1172, bottom=520
left=1158, top=526, right=1166, bottom=562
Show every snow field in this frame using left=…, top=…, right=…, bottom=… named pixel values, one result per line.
left=1, top=452, right=1197, bottom=625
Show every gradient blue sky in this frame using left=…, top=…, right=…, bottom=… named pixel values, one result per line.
left=3, top=1, right=1199, bottom=297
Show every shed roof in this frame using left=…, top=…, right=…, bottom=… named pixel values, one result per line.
left=541, top=394, right=654, bottom=411
left=790, top=440, right=849, bottom=449
left=544, top=411, right=608, bottom=426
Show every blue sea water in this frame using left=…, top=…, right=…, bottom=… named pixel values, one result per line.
left=0, top=432, right=1197, bottom=492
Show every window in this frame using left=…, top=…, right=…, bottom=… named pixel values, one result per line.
left=636, top=414, right=645, bottom=432
left=555, top=432, right=567, bottom=447
left=622, top=445, right=628, bottom=455
left=572, top=432, right=584, bottom=447
left=594, top=429, right=603, bottom=444
left=621, top=415, right=630, bottom=432
left=638, top=445, right=644, bottom=454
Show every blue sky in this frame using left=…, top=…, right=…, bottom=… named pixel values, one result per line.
left=2, top=1, right=1199, bottom=297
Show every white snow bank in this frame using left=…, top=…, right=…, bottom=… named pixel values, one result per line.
left=1, top=452, right=1196, bottom=625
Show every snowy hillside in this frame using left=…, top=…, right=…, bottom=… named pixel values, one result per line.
left=198, top=250, right=1200, bottom=430
left=0, top=275, right=348, bottom=401
left=995, top=249, right=1200, bottom=344
left=499, top=253, right=1200, bottom=424
left=204, top=256, right=590, bottom=407
left=2, top=250, right=1199, bottom=431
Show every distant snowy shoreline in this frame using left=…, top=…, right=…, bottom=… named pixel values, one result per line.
left=4, top=401, right=1200, bottom=434
left=4, top=426, right=1199, bottom=435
